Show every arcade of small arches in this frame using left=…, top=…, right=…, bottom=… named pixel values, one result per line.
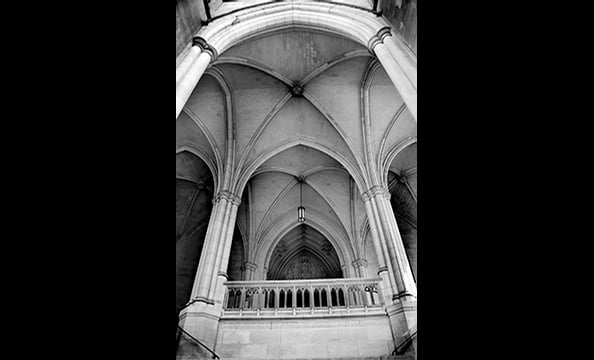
left=176, top=1, right=416, bottom=358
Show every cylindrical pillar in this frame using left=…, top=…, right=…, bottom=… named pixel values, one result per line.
left=176, top=46, right=201, bottom=87
left=364, top=194, right=398, bottom=298
left=215, top=195, right=241, bottom=275
left=190, top=197, right=226, bottom=303
left=352, top=258, right=369, bottom=277
left=373, top=43, right=417, bottom=120
left=189, top=191, right=240, bottom=305
left=375, top=193, right=416, bottom=298
left=176, top=51, right=212, bottom=119
left=211, top=193, right=241, bottom=302
left=368, top=188, right=416, bottom=300
left=241, top=262, right=257, bottom=280
left=382, top=35, right=417, bottom=90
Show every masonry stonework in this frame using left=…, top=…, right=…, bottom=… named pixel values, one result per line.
left=176, top=1, right=417, bottom=358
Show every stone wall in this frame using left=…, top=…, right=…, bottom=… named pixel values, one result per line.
left=215, top=314, right=395, bottom=358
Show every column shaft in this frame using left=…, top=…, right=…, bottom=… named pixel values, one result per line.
left=176, top=46, right=201, bottom=87
left=216, top=201, right=240, bottom=275
left=191, top=198, right=225, bottom=302
left=207, top=197, right=232, bottom=298
left=363, top=197, right=397, bottom=302
left=241, top=262, right=257, bottom=280
left=211, top=201, right=240, bottom=302
left=373, top=43, right=417, bottom=119
left=176, top=51, right=212, bottom=119
left=382, top=35, right=417, bottom=89
left=352, top=259, right=369, bottom=277
left=374, top=193, right=417, bottom=299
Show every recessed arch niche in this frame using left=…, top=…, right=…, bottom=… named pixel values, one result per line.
left=267, top=224, right=343, bottom=280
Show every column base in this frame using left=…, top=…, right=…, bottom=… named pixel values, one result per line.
left=377, top=269, right=394, bottom=305
left=177, top=301, right=223, bottom=359
left=386, top=295, right=417, bottom=357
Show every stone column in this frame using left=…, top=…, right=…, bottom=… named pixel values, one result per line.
left=178, top=190, right=240, bottom=358
left=189, top=196, right=225, bottom=305
left=363, top=186, right=417, bottom=356
left=241, top=262, right=257, bottom=280
left=176, top=46, right=201, bottom=87
left=175, top=39, right=218, bottom=119
left=370, top=32, right=417, bottom=120
left=379, top=28, right=417, bottom=92
left=203, top=190, right=241, bottom=304
left=362, top=193, right=396, bottom=304
left=366, top=187, right=416, bottom=301
left=352, top=258, right=369, bottom=278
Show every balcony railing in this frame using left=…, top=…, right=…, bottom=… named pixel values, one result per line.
left=223, top=278, right=383, bottom=317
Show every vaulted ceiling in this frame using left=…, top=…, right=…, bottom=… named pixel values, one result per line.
left=178, top=26, right=417, bottom=280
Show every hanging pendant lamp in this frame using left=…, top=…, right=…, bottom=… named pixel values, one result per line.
left=298, top=177, right=305, bottom=223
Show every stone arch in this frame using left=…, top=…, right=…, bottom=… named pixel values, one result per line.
left=194, top=1, right=416, bottom=118
left=176, top=145, right=220, bottom=197
left=200, top=3, right=386, bottom=55
left=382, top=137, right=417, bottom=190
left=252, top=176, right=353, bottom=251
left=255, top=211, right=355, bottom=280
left=267, top=224, right=343, bottom=280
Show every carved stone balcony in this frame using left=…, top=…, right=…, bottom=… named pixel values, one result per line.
left=223, top=277, right=384, bottom=319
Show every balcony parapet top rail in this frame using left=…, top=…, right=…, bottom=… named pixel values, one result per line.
left=225, top=277, right=382, bottom=287
left=223, top=277, right=384, bottom=318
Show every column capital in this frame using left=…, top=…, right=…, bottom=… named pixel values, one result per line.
left=367, top=35, right=383, bottom=53
left=377, top=26, right=392, bottom=42
left=361, top=191, right=371, bottom=202
left=240, top=261, right=257, bottom=272
left=213, top=190, right=241, bottom=206
left=362, top=186, right=390, bottom=201
left=367, top=27, right=393, bottom=54
left=192, top=37, right=219, bottom=62
left=352, top=258, right=369, bottom=268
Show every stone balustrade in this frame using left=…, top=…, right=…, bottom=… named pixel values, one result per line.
left=223, top=278, right=384, bottom=317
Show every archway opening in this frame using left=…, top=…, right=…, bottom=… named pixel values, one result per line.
left=267, top=224, right=343, bottom=280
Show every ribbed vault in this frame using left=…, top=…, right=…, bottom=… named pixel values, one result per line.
left=177, top=25, right=416, bottom=284
left=237, top=144, right=360, bottom=280
left=176, top=1, right=418, bottom=355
